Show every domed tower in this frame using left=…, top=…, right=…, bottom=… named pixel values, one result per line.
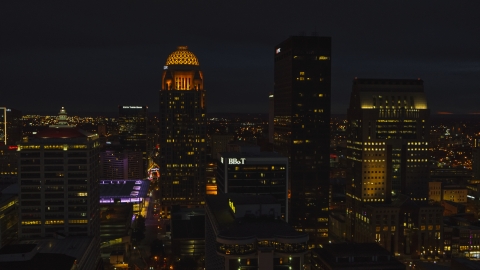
left=159, top=46, right=206, bottom=209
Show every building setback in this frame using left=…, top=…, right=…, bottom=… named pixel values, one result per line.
left=273, top=36, right=331, bottom=246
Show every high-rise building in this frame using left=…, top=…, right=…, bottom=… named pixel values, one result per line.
left=159, top=46, right=206, bottom=208
left=17, top=108, right=100, bottom=242
left=473, top=136, right=480, bottom=179
left=0, top=107, right=22, bottom=146
left=118, top=105, right=147, bottom=178
left=100, top=149, right=144, bottom=180
left=345, top=78, right=430, bottom=243
left=273, top=36, right=331, bottom=246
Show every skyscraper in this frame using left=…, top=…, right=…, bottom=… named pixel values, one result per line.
left=17, top=107, right=100, bottom=257
left=18, top=108, right=100, bottom=237
left=118, top=105, right=148, bottom=178
left=345, top=78, right=430, bottom=242
left=159, top=46, right=206, bottom=209
left=273, top=36, right=331, bottom=246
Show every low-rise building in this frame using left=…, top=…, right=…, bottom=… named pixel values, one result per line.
left=205, top=194, right=308, bottom=270
left=310, top=243, right=405, bottom=270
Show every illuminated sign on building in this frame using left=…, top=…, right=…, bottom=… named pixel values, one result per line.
left=318, top=56, right=330, bottom=60
left=276, top=48, right=281, bottom=54
left=122, top=106, right=143, bottom=109
left=228, top=158, right=246, bottom=165
left=229, top=199, right=235, bottom=213
left=163, top=66, right=168, bottom=70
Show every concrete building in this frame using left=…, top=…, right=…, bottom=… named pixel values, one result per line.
left=17, top=108, right=100, bottom=255
left=429, top=182, right=468, bottom=203
left=273, top=36, right=331, bottom=246
left=205, top=194, right=308, bottom=270
left=159, top=46, right=206, bottom=208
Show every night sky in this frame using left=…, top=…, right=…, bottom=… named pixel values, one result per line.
left=1, top=1, right=479, bottom=115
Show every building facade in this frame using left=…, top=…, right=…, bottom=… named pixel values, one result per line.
left=118, top=105, right=148, bottom=178
left=273, top=36, right=331, bottom=246
left=0, top=107, right=22, bottom=146
left=17, top=108, right=100, bottom=239
left=159, top=46, right=207, bottom=207
left=216, top=151, right=288, bottom=221
left=346, top=78, right=430, bottom=242
left=100, top=149, right=144, bottom=180
left=205, top=194, right=308, bottom=270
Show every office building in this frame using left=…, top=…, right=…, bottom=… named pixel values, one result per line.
left=273, top=36, right=331, bottom=246
left=0, top=145, right=18, bottom=176
left=216, top=150, right=288, bottom=220
left=398, top=200, right=443, bottom=259
left=100, top=149, right=144, bottom=180
left=0, top=193, right=17, bottom=248
left=159, top=46, right=206, bottom=208
left=171, top=206, right=205, bottom=257
left=210, top=134, right=233, bottom=160
left=428, top=182, right=468, bottom=203
left=0, top=107, right=22, bottom=147
left=473, top=136, right=480, bottom=179
left=17, top=107, right=100, bottom=242
left=205, top=193, right=308, bottom=270
left=346, top=78, right=430, bottom=242
left=118, top=105, right=148, bottom=178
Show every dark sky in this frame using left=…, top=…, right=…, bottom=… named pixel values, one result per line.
left=1, top=1, right=479, bottom=115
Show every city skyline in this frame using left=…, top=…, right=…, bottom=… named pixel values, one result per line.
left=2, top=1, right=480, bottom=115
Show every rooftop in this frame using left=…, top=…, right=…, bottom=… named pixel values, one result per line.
left=165, top=46, right=200, bottom=66
left=100, top=180, right=150, bottom=203
left=206, top=194, right=306, bottom=240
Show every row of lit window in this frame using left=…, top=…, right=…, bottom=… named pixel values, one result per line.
left=166, top=164, right=195, bottom=167
left=376, top=226, right=396, bottom=232
left=22, top=219, right=87, bottom=225
left=365, top=142, right=386, bottom=145
left=364, top=198, right=385, bottom=202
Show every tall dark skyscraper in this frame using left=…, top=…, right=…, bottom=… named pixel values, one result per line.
left=273, top=36, right=331, bottom=247
left=159, top=46, right=206, bottom=209
left=345, top=78, right=430, bottom=242
left=0, top=107, right=22, bottom=146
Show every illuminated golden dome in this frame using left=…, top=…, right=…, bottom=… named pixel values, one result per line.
left=165, top=46, right=200, bottom=66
